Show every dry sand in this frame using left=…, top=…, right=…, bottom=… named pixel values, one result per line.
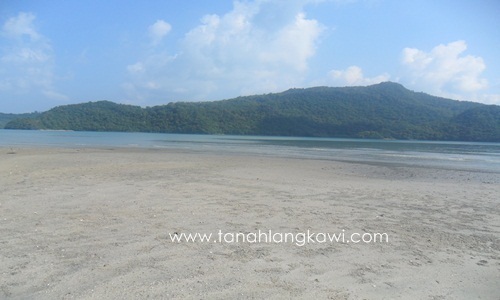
left=1, top=147, right=499, bottom=299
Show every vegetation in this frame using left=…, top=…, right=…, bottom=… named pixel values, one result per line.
left=0, top=112, right=40, bottom=129
left=4, top=82, right=500, bottom=142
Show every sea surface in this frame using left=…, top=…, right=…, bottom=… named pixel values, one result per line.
left=1, top=129, right=500, bottom=173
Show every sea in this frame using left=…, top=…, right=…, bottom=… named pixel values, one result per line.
left=1, top=129, right=499, bottom=173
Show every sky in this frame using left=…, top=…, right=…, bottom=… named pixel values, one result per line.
left=1, top=0, right=499, bottom=113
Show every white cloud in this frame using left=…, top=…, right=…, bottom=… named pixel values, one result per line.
left=1, top=47, right=51, bottom=63
left=2, top=12, right=40, bottom=40
left=328, top=65, right=390, bottom=86
left=0, top=12, right=68, bottom=102
left=125, top=0, right=324, bottom=103
left=148, top=20, right=171, bottom=45
left=401, top=40, right=488, bottom=98
left=260, top=12, right=322, bottom=71
left=127, top=62, right=145, bottom=74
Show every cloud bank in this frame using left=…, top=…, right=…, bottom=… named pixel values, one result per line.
left=0, top=12, right=67, bottom=103
left=324, top=40, right=498, bottom=104
left=328, top=66, right=390, bottom=86
left=401, top=40, right=491, bottom=101
left=4, top=3, right=497, bottom=112
left=125, top=0, right=324, bottom=103
left=148, top=20, right=171, bottom=46
left=123, top=1, right=498, bottom=105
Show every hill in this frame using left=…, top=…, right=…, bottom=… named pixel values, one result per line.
left=0, top=112, right=41, bottom=129
left=5, top=82, right=500, bottom=142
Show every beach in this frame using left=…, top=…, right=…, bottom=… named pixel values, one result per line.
left=1, top=147, right=499, bottom=299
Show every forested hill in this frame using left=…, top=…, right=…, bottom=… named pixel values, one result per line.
left=5, top=82, right=500, bottom=142
left=0, top=112, right=40, bottom=129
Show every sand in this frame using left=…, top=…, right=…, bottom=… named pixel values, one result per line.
left=1, top=147, right=499, bottom=299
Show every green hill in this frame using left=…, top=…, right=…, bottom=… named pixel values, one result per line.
left=0, top=112, right=41, bottom=129
left=5, top=82, right=500, bottom=142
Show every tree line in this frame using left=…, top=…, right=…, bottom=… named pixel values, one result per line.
left=5, top=82, right=500, bottom=142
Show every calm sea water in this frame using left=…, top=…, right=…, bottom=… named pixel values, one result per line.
left=1, top=129, right=499, bottom=172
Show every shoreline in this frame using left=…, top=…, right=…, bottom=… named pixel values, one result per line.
left=3, top=146, right=499, bottom=181
left=1, top=147, right=499, bottom=298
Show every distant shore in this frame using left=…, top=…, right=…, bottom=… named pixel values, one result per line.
left=1, top=147, right=499, bottom=299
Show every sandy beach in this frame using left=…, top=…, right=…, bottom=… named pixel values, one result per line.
left=1, top=147, right=499, bottom=299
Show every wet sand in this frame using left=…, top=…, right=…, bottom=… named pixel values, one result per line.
left=1, top=147, right=499, bottom=299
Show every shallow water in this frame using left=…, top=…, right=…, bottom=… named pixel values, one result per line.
left=1, top=129, right=499, bottom=172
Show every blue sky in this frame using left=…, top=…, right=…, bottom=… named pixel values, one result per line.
left=1, top=0, right=499, bottom=113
